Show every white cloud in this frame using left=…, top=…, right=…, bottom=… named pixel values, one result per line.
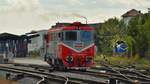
left=0, top=0, right=150, bottom=34
left=0, top=0, right=41, bottom=12
left=107, top=0, right=150, bottom=8
left=65, top=0, right=83, bottom=5
left=0, top=0, right=52, bottom=34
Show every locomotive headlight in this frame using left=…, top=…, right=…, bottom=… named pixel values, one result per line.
left=66, top=56, right=73, bottom=63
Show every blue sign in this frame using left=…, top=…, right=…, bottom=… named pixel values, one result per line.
left=114, top=42, right=127, bottom=53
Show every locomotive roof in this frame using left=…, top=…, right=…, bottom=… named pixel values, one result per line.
left=48, top=22, right=94, bottom=32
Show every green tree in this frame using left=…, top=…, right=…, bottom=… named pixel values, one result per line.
left=127, top=13, right=150, bottom=57
left=95, top=12, right=150, bottom=58
left=96, top=18, right=125, bottom=55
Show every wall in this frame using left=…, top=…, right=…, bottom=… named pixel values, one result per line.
left=27, top=30, right=47, bottom=57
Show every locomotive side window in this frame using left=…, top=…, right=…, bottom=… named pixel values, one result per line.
left=65, top=31, right=77, bottom=41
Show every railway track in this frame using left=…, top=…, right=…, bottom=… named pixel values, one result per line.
left=0, top=64, right=107, bottom=84
left=90, top=65, right=150, bottom=84
left=69, top=70, right=132, bottom=84
left=0, top=66, right=63, bottom=84
left=69, top=68, right=150, bottom=84
left=2, top=63, right=150, bottom=84
left=10, top=64, right=108, bottom=83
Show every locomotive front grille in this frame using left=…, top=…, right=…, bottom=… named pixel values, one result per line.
left=74, top=42, right=83, bottom=48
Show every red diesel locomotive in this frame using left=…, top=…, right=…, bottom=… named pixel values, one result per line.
left=44, top=22, right=95, bottom=69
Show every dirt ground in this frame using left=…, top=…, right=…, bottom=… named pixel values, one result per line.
left=0, top=79, right=17, bottom=84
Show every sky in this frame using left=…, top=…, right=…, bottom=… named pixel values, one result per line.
left=0, top=0, right=150, bottom=35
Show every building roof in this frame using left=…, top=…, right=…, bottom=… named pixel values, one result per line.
left=26, top=30, right=48, bottom=39
left=0, top=33, right=27, bottom=40
left=26, top=29, right=47, bottom=34
left=0, top=33, right=20, bottom=40
left=122, top=9, right=141, bottom=17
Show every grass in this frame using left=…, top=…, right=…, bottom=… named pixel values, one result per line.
left=94, top=54, right=150, bottom=69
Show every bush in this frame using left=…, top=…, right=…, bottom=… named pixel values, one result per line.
left=94, top=55, right=150, bottom=69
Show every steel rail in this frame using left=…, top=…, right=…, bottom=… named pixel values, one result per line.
left=109, top=67, right=133, bottom=81
left=92, top=66, right=150, bottom=81
left=97, top=61, right=150, bottom=79
left=117, top=69, right=150, bottom=79
left=69, top=70, right=132, bottom=84
left=99, top=63, right=133, bottom=82
left=11, top=64, right=107, bottom=83
left=0, top=64, right=106, bottom=84
left=0, top=67, right=46, bottom=84
left=65, top=77, right=69, bottom=84
left=0, top=65, right=66, bottom=84
left=68, top=76, right=107, bottom=84
left=91, top=66, right=150, bottom=83
left=36, top=76, right=46, bottom=84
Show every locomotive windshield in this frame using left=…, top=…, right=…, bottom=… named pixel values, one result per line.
left=64, top=30, right=93, bottom=41
left=65, top=31, right=77, bottom=41
left=81, top=31, right=92, bottom=41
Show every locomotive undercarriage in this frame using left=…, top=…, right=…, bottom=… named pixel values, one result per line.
left=45, top=57, right=66, bottom=70
left=45, top=56, right=87, bottom=71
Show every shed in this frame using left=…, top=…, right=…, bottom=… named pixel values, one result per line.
left=0, top=33, right=28, bottom=61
